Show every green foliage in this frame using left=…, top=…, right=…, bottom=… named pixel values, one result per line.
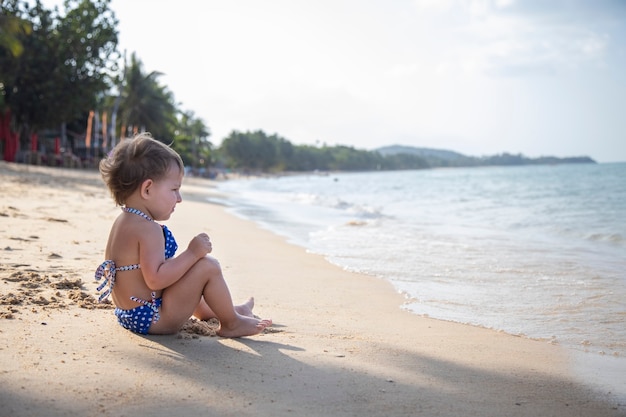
left=218, top=130, right=429, bottom=172
left=219, top=130, right=279, bottom=171
left=173, top=110, right=212, bottom=169
left=118, top=52, right=177, bottom=141
left=379, top=152, right=430, bottom=170
left=379, top=147, right=596, bottom=168
left=0, top=8, right=32, bottom=59
left=217, top=135, right=593, bottom=173
left=0, top=0, right=211, bottom=166
left=0, top=0, right=119, bottom=140
left=480, top=152, right=596, bottom=166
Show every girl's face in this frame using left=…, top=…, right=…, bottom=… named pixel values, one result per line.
left=148, top=162, right=183, bottom=221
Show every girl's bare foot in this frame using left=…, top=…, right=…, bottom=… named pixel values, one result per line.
left=234, top=297, right=255, bottom=318
left=217, top=315, right=272, bottom=338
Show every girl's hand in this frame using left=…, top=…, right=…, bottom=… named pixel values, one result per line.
left=188, top=233, right=212, bottom=258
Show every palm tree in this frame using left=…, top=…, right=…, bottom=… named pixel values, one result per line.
left=0, top=12, right=32, bottom=58
left=118, top=52, right=177, bottom=141
left=176, top=110, right=212, bottom=169
left=0, top=9, right=32, bottom=113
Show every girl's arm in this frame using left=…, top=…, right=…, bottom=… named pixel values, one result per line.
left=138, top=223, right=212, bottom=290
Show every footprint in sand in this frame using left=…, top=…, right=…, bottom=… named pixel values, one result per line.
left=46, top=217, right=68, bottom=223
left=3, top=207, right=27, bottom=218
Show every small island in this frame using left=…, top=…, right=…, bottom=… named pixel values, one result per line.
left=376, top=145, right=596, bottom=169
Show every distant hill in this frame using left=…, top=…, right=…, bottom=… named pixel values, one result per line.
left=375, top=144, right=596, bottom=168
left=376, top=145, right=467, bottom=161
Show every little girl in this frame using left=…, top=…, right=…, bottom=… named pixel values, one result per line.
left=95, top=133, right=271, bottom=337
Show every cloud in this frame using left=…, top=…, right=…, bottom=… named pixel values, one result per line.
left=410, top=0, right=618, bottom=77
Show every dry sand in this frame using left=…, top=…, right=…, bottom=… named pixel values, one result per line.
left=0, top=161, right=623, bottom=417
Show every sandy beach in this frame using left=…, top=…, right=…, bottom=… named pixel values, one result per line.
left=0, top=161, right=622, bottom=417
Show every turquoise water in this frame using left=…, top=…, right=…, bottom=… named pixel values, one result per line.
left=215, top=163, right=626, bottom=359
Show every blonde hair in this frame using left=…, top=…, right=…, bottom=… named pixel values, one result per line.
left=99, top=133, right=184, bottom=206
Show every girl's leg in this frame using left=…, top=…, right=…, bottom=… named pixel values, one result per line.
left=192, top=259, right=271, bottom=337
left=194, top=296, right=256, bottom=320
left=150, top=256, right=270, bottom=337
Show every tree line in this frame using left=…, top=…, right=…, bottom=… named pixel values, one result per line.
left=219, top=130, right=429, bottom=173
left=203, top=130, right=595, bottom=175
left=1, top=0, right=211, bottom=169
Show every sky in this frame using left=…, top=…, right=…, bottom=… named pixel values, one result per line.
left=54, top=0, right=626, bottom=162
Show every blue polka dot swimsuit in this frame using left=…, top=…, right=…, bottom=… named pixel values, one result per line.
left=95, top=207, right=178, bottom=335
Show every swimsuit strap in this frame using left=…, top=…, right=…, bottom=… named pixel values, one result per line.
left=123, top=206, right=178, bottom=258
left=95, top=260, right=140, bottom=302
left=122, top=206, right=153, bottom=222
left=129, top=291, right=161, bottom=324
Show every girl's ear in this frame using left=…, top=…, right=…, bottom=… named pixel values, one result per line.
left=140, top=179, right=153, bottom=199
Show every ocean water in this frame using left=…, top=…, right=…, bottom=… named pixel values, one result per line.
left=214, top=163, right=625, bottom=361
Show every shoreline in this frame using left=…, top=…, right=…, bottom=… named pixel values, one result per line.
left=212, top=167, right=626, bottom=352
left=0, top=161, right=623, bottom=416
